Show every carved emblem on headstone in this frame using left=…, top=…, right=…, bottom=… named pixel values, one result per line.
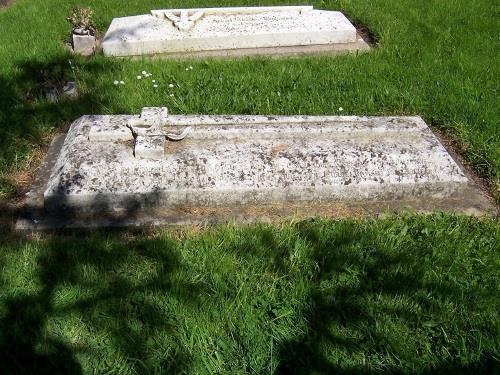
left=163, top=9, right=205, bottom=31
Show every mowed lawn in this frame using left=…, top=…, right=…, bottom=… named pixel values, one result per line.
left=0, top=0, right=499, bottom=374
left=0, top=216, right=499, bottom=374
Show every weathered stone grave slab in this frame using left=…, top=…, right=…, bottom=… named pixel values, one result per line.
left=102, top=6, right=369, bottom=58
left=16, top=108, right=495, bottom=230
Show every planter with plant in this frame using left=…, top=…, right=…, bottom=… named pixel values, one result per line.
left=67, top=6, right=97, bottom=56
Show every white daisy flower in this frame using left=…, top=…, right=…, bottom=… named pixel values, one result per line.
left=189, top=66, right=193, bottom=70
left=338, top=107, right=344, bottom=112
left=152, top=80, right=156, bottom=83
left=169, top=84, right=174, bottom=88
left=137, top=75, right=142, bottom=79
left=120, top=81, right=125, bottom=85
left=169, top=93, right=174, bottom=97
left=113, top=80, right=119, bottom=85
left=153, top=84, right=158, bottom=88
left=142, top=70, right=147, bottom=75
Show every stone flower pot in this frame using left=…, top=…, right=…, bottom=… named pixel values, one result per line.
left=72, top=27, right=96, bottom=56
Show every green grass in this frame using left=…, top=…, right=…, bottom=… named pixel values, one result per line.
left=0, top=215, right=499, bottom=374
left=0, top=0, right=498, bottom=197
left=0, top=1, right=499, bottom=373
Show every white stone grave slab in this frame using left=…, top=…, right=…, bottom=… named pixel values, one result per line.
left=102, top=6, right=365, bottom=57
left=39, top=108, right=480, bottom=218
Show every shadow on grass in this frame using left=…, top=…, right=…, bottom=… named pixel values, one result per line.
left=0, top=176, right=202, bottom=374
left=0, top=55, right=197, bottom=373
left=273, top=219, right=499, bottom=375
left=0, top=54, right=137, bottom=234
left=0, top=55, right=127, bottom=197
left=0, top=216, right=498, bottom=373
left=0, top=230, right=196, bottom=374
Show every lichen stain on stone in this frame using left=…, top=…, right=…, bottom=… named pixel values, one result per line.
left=43, top=112, right=470, bottom=212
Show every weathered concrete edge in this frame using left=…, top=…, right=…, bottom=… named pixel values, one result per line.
left=118, top=35, right=370, bottom=60
left=17, top=134, right=67, bottom=222
left=15, top=189, right=497, bottom=232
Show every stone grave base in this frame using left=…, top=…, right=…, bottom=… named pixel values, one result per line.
left=125, top=35, right=370, bottom=60
left=17, top=191, right=495, bottom=232
left=16, top=111, right=495, bottom=231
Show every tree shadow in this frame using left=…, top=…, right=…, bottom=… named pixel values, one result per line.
left=0, top=53, right=148, bottom=235
left=272, top=219, right=498, bottom=375
left=0, top=220, right=198, bottom=374
left=0, top=55, right=126, bottom=198
left=0, top=48, right=201, bottom=372
left=0, top=288, right=83, bottom=374
left=0, top=212, right=498, bottom=373
left=0, top=54, right=199, bottom=371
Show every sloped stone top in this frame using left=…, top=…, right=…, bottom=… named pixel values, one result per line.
left=43, top=109, right=469, bottom=213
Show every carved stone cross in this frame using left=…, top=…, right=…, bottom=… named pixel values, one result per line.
left=88, top=107, right=191, bottom=159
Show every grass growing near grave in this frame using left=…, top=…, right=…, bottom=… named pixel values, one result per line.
left=0, top=0, right=498, bottom=198
left=0, top=1, right=499, bottom=373
left=0, top=215, right=499, bottom=374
